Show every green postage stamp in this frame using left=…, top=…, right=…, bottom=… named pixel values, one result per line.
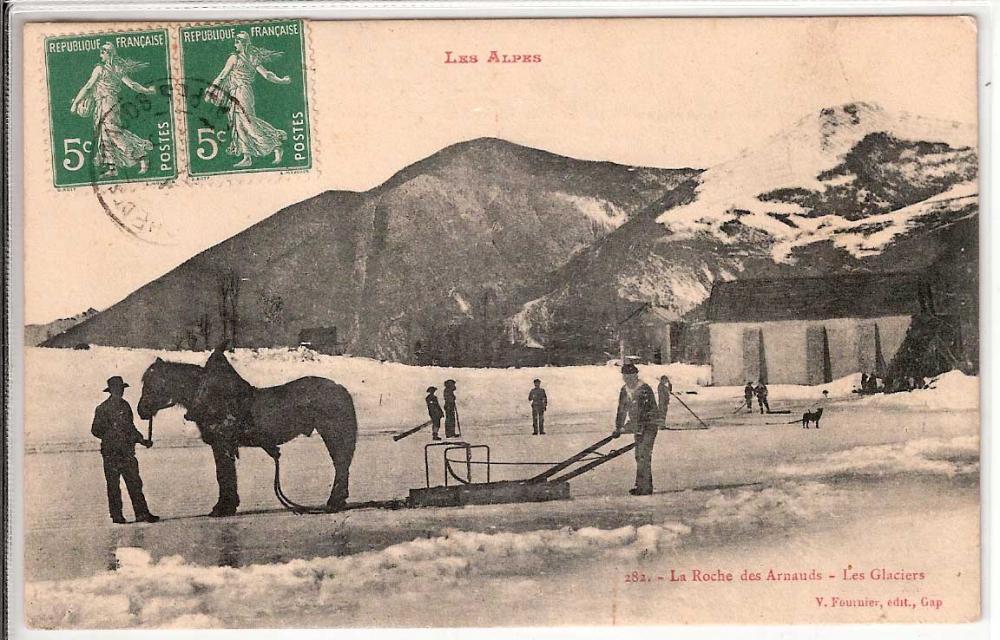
left=179, top=20, right=312, bottom=177
left=45, top=30, right=177, bottom=188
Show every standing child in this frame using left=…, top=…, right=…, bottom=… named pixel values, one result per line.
left=425, top=386, right=444, bottom=440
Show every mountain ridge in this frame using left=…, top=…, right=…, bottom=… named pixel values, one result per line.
left=44, top=138, right=697, bottom=360
left=44, top=104, right=978, bottom=367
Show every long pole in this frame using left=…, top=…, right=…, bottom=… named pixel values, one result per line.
left=671, top=392, right=709, bottom=429
left=392, top=420, right=433, bottom=442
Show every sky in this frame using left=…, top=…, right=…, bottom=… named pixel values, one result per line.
left=21, top=16, right=979, bottom=324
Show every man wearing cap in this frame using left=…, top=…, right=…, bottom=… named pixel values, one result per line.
left=426, top=386, right=444, bottom=440
left=613, top=363, right=660, bottom=496
left=91, top=376, right=159, bottom=524
left=528, top=378, right=548, bottom=435
left=443, top=380, right=459, bottom=438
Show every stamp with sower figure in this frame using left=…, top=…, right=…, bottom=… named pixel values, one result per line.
left=179, top=20, right=311, bottom=177
left=45, top=30, right=178, bottom=188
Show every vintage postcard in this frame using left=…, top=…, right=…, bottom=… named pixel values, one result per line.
left=16, top=15, right=980, bottom=630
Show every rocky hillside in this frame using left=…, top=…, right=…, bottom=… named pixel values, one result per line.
left=511, top=103, right=978, bottom=356
left=44, top=139, right=696, bottom=359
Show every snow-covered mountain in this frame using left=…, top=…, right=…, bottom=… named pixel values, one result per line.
left=511, top=103, right=978, bottom=355
left=657, top=102, right=976, bottom=259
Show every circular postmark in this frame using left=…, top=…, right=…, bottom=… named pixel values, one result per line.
left=85, top=74, right=234, bottom=243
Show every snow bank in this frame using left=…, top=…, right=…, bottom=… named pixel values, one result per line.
left=774, top=435, right=979, bottom=479
left=24, top=473, right=866, bottom=628
left=22, top=346, right=977, bottom=452
left=26, top=520, right=690, bottom=628
left=695, top=481, right=846, bottom=531
left=685, top=372, right=861, bottom=406
left=22, top=346, right=710, bottom=448
left=858, top=370, right=980, bottom=412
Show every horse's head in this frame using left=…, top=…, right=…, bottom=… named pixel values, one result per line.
left=184, top=345, right=254, bottom=424
left=138, top=357, right=180, bottom=420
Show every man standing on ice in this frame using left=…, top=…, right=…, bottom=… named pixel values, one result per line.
left=426, top=386, right=444, bottom=440
left=613, top=363, right=660, bottom=495
left=744, top=382, right=755, bottom=413
left=443, top=379, right=459, bottom=438
left=657, top=375, right=672, bottom=429
left=91, top=376, right=159, bottom=524
left=528, top=378, right=547, bottom=435
left=755, top=381, right=770, bottom=414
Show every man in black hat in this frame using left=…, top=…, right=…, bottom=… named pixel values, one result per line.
left=426, top=386, right=444, bottom=440
left=91, top=376, right=159, bottom=524
left=613, top=363, right=660, bottom=495
left=528, top=378, right=547, bottom=435
left=443, top=380, right=459, bottom=438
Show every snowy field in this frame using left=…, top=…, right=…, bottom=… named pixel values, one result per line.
left=21, top=347, right=980, bottom=627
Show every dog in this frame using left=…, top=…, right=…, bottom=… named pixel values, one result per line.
left=801, top=407, right=824, bottom=429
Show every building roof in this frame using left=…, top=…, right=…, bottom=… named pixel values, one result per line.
left=706, top=272, right=928, bottom=323
left=617, top=302, right=682, bottom=326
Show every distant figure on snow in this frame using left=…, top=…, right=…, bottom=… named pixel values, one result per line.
left=91, top=376, right=159, bottom=524
left=613, top=363, right=660, bottom=496
left=657, top=375, right=672, bottom=429
left=443, top=379, right=460, bottom=438
left=755, top=381, right=770, bottom=414
left=744, top=382, right=755, bottom=413
left=528, top=379, right=548, bottom=435
left=802, top=390, right=829, bottom=429
left=426, top=386, right=444, bottom=440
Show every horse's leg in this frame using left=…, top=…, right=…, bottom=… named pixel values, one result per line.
left=318, top=408, right=357, bottom=512
left=210, top=442, right=240, bottom=516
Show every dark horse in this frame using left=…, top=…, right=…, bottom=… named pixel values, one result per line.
left=137, top=345, right=358, bottom=515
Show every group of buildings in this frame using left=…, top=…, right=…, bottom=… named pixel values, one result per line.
left=624, top=271, right=970, bottom=386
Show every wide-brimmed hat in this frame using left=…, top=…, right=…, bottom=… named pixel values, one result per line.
left=426, top=386, right=437, bottom=393
left=103, top=376, right=129, bottom=392
left=444, top=379, right=456, bottom=387
left=621, top=363, right=638, bottom=375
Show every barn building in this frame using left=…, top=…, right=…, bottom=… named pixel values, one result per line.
left=706, top=272, right=938, bottom=386
left=297, top=326, right=343, bottom=355
left=617, top=303, right=678, bottom=364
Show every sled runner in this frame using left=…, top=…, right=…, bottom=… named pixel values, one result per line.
left=407, top=434, right=637, bottom=508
